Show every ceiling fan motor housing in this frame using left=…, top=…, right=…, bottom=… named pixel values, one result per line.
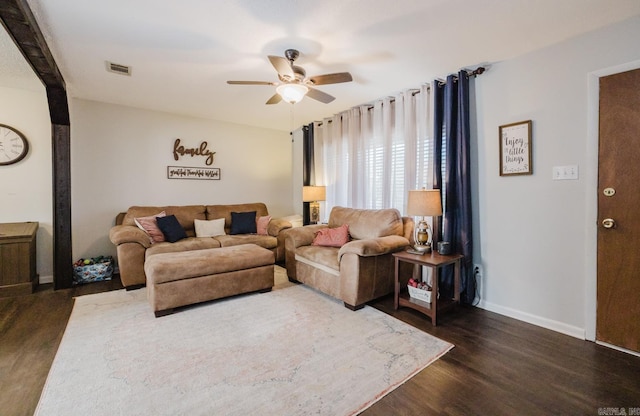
left=292, top=65, right=306, bottom=81
left=227, top=48, right=352, bottom=104
left=284, top=49, right=300, bottom=62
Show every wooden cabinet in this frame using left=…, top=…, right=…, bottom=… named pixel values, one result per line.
left=0, top=222, right=38, bottom=297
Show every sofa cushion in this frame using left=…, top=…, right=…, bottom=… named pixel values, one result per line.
left=230, top=211, right=257, bottom=234
left=256, top=215, right=271, bottom=235
left=312, top=224, right=349, bottom=247
left=328, top=206, right=403, bottom=240
left=295, top=245, right=340, bottom=273
left=194, top=218, right=226, bottom=237
left=134, top=211, right=166, bottom=244
left=157, top=215, right=188, bottom=243
left=145, top=237, right=221, bottom=257
left=214, top=234, right=277, bottom=250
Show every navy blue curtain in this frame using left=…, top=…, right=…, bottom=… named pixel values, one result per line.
left=302, top=123, right=314, bottom=225
left=433, top=71, right=475, bottom=304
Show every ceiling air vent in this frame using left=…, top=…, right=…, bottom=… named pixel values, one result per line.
left=106, top=61, right=132, bottom=76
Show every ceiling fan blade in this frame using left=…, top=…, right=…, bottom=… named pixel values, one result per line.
left=266, top=93, right=282, bottom=105
left=309, top=72, right=353, bottom=85
left=227, top=81, right=276, bottom=85
left=268, top=55, right=294, bottom=79
left=306, top=87, right=335, bottom=104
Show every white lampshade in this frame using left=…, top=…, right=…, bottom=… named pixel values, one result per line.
left=407, top=189, right=442, bottom=217
left=302, top=186, right=326, bottom=202
left=276, top=83, right=309, bottom=103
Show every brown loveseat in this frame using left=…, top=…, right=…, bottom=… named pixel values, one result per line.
left=109, top=203, right=292, bottom=289
left=283, top=206, right=414, bottom=310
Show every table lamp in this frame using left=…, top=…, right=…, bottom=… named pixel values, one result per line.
left=303, top=186, right=326, bottom=224
left=406, top=188, right=442, bottom=253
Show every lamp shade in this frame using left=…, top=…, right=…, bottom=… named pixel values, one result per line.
left=302, top=186, right=326, bottom=202
left=406, top=189, right=442, bottom=217
left=276, top=83, right=309, bottom=103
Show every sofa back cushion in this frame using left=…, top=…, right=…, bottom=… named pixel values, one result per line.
left=206, top=203, right=269, bottom=234
left=123, top=205, right=206, bottom=237
left=328, top=206, right=403, bottom=240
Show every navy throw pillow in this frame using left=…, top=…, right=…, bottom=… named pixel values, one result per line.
left=230, top=211, right=257, bottom=235
left=156, top=215, right=187, bottom=243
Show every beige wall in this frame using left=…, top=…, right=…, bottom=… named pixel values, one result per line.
left=0, top=84, right=53, bottom=282
left=70, top=99, right=293, bottom=263
left=473, top=15, right=640, bottom=338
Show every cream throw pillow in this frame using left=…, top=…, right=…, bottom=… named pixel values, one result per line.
left=194, top=218, right=226, bottom=237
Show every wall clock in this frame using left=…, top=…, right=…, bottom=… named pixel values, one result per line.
left=0, top=124, right=29, bottom=166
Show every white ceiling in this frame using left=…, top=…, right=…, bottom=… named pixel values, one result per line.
left=5, top=0, right=640, bottom=131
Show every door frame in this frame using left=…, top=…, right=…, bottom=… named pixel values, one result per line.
left=585, top=59, right=640, bottom=343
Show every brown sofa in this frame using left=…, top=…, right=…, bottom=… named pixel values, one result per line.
left=283, top=206, right=414, bottom=310
left=109, top=203, right=291, bottom=289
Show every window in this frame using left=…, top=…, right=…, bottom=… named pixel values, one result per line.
left=315, top=86, right=434, bottom=215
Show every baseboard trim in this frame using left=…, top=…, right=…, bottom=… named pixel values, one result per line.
left=39, top=275, right=53, bottom=284
left=477, top=300, right=585, bottom=340
left=596, top=341, right=640, bottom=357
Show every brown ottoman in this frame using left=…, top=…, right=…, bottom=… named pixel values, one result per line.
left=144, top=243, right=275, bottom=317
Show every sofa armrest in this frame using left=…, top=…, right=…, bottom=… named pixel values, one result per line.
left=282, top=224, right=328, bottom=280
left=109, top=225, right=151, bottom=248
left=267, top=217, right=292, bottom=236
left=283, top=224, right=327, bottom=248
left=338, top=235, right=410, bottom=259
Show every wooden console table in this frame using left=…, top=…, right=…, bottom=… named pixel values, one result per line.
left=0, top=222, right=39, bottom=297
left=393, top=250, right=463, bottom=326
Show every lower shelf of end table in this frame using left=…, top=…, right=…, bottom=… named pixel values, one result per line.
left=393, top=250, right=463, bottom=326
left=397, top=291, right=459, bottom=317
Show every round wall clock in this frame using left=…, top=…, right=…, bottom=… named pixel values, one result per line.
left=0, top=123, right=29, bottom=166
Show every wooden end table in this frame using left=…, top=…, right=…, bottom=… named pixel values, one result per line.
left=393, top=250, right=463, bottom=326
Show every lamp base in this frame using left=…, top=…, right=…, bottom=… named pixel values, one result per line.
left=409, top=243, right=431, bottom=254
left=309, top=201, right=320, bottom=224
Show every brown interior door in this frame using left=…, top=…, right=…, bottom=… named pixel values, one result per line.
left=597, top=68, right=640, bottom=353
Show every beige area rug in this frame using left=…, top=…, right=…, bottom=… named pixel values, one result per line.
left=35, top=267, right=453, bottom=416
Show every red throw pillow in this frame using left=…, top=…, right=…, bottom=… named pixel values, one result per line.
left=256, top=215, right=271, bottom=235
left=312, top=224, right=350, bottom=247
left=134, top=211, right=166, bottom=244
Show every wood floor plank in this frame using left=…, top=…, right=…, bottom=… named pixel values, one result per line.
left=1, top=277, right=639, bottom=416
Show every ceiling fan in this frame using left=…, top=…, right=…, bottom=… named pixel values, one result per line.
left=227, top=49, right=353, bottom=105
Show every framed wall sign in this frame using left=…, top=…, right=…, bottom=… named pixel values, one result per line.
left=167, top=166, right=220, bottom=180
left=499, top=120, right=532, bottom=176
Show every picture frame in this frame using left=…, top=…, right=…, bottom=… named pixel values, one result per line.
left=499, top=120, right=532, bottom=176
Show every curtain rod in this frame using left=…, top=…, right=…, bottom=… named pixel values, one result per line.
left=436, top=66, right=486, bottom=86
left=315, top=66, right=486, bottom=126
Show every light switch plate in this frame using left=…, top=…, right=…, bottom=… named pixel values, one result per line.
left=553, top=165, right=579, bottom=180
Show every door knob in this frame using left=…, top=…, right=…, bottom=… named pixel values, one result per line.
left=602, top=218, right=616, bottom=229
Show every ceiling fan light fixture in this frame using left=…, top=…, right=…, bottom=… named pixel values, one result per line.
left=276, top=83, right=309, bottom=103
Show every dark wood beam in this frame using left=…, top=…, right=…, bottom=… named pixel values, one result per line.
left=1, top=0, right=73, bottom=289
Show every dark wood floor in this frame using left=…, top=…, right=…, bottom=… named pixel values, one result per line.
left=1, top=277, right=639, bottom=416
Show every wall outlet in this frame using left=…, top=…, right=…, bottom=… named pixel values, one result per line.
left=473, top=264, right=483, bottom=280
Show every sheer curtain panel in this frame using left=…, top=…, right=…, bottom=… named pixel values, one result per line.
left=315, top=85, right=433, bottom=216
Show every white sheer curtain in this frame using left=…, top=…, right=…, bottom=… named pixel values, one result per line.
left=314, top=84, right=433, bottom=221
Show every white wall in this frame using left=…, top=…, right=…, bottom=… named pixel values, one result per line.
left=70, top=99, right=292, bottom=263
left=0, top=85, right=53, bottom=282
left=473, top=16, right=640, bottom=338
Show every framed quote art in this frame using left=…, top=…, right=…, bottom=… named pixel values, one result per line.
left=499, top=120, right=532, bottom=176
